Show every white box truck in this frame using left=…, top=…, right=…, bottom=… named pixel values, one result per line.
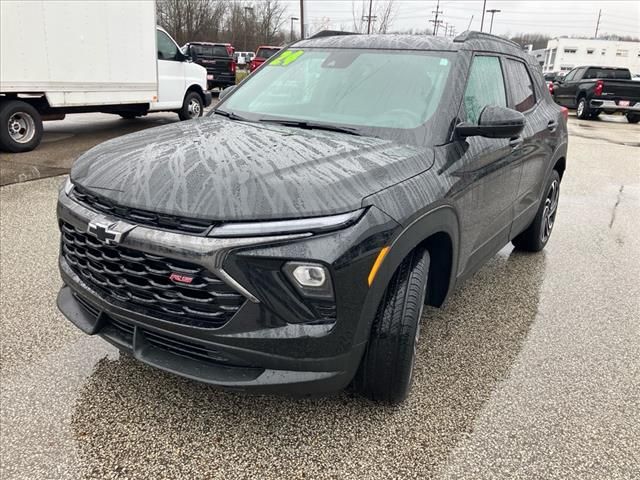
left=0, top=0, right=212, bottom=152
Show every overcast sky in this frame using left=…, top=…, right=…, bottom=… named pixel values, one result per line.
left=277, top=0, right=639, bottom=38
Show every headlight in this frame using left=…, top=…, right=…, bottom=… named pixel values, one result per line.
left=208, top=209, right=365, bottom=237
left=283, top=262, right=333, bottom=299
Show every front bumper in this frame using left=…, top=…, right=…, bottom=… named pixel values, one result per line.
left=56, top=188, right=398, bottom=393
left=590, top=99, right=640, bottom=113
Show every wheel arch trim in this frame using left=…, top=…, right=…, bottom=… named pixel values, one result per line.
left=355, top=204, right=460, bottom=344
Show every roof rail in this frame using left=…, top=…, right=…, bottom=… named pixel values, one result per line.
left=309, top=30, right=359, bottom=39
left=453, top=30, right=521, bottom=49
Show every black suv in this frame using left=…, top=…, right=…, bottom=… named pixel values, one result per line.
left=57, top=31, right=568, bottom=404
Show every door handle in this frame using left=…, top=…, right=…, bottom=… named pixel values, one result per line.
left=547, top=120, right=558, bottom=132
left=509, top=136, right=524, bottom=149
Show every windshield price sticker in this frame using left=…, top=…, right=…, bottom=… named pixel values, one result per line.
left=270, top=50, right=304, bottom=67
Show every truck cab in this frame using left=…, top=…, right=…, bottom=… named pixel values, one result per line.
left=181, top=41, right=237, bottom=91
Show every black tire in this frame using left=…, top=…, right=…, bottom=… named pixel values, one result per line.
left=512, top=170, right=561, bottom=252
left=353, top=248, right=430, bottom=404
left=576, top=97, right=590, bottom=120
left=0, top=100, right=44, bottom=153
left=178, top=91, right=204, bottom=121
left=626, top=113, right=640, bottom=124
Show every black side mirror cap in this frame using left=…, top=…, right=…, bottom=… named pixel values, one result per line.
left=455, top=105, right=525, bottom=139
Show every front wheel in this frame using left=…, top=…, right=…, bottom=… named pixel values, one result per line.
left=627, top=113, right=640, bottom=124
left=178, top=92, right=204, bottom=121
left=576, top=97, right=590, bottom=120
left=512, top=170, right=561, bottom=252
left=0, top=100, right=44, bottom=153
left=353, top=248, right=430, bottom=404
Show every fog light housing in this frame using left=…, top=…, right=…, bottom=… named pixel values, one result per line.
left=283, top=262, right=333, bottom=299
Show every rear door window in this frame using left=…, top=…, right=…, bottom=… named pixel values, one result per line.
left=463, top=56, right=507, bottom=124
left=504, top=59, right=536, bottom=112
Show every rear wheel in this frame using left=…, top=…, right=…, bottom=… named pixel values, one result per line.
left=627, top=113, right=640, bottom=124
left=353, top=248, right=430, bottom=404
left=512, top=170, right=561, bottom=252
left=576, top=97, right=590, bottom=120
left=0, top=100, right=43, bottom=153
left=178, top=91, right=203, bottom=121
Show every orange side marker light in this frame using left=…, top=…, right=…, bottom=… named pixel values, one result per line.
left=368, top=246, right=390, bottom=286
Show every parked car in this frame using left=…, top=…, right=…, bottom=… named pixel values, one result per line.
left=551, top=66, right=640, bottom=122
left=249, top=46, right=282, bottom=72
left=57, top=31, right=568, bottom=404
left=182, top=42, right=236, bottom=90
left=0, top=1, right=211, bottom=153
left=235, top=51, right=255, bottom=67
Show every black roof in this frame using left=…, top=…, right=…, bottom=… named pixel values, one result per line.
left=296, top=30, right=533, bottom=64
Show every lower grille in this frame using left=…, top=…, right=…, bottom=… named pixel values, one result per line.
left=61, top=221, right=245, bottom=328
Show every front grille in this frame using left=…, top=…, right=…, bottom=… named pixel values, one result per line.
left=71, top=186, right=215, bottom=235
left=61, top=221, right=245, bottom=328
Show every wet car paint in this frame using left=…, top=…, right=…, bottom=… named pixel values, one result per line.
left=2, top=111, right=638, bottom=477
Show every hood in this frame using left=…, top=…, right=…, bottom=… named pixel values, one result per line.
left=71, top=116, right=434, bottom=221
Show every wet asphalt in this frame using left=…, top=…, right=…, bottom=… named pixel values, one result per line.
left=1, top=116, right=639, bottom=479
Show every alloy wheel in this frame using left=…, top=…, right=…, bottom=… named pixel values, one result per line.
left=541, top=179, right=560, bottom=243
left=7, top=112, right=36, bottom=144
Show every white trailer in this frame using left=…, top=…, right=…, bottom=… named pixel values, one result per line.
left=0, top=0, right=211, bottom=152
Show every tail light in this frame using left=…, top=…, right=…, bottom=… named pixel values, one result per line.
left=250, top=60, right=256, bottom=72
left=560, top=106, right=569, bottom=121
left=548, top=83, right=554, bottom=94
left=230, top=60, right=236, bottom=75
left=594, top=79, right=604, bottom=96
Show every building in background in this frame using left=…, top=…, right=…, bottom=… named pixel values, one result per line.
left=542, top=38, right=640, bottom=74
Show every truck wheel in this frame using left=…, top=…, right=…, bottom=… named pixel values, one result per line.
left=627, top=113, right=640, bottom=124
left=576, top=97, right=590, bottom=120
left=0, top=100, right=43, bottom=153
left=353, top=248, right=430, bottom=404
left=512, top=170, right=561, bottom=252
left=178, top=92, right=203, bottom=121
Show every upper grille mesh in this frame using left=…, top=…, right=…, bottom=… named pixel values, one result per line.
left=61, top=221, right=244, bottom=328
left=71, top=186, right=215, bottom=235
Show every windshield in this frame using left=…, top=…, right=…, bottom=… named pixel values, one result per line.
left=221, top=48, right=454, bottom=136
left=256, top=48, right=280, bottom=59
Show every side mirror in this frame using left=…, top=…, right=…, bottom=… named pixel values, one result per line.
left=455, top=105, right=525, bottom=139
left=219, top=85, right=236, bottom=101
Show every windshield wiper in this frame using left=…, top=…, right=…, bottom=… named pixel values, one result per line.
left=214, top=109, right=251, bottom=122
left=258, top=119, right=362, bottom=136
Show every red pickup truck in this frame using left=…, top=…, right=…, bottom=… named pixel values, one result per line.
left=249, top=46, right=282, bottom=73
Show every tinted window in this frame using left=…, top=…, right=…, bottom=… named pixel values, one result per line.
left=157, top=30, right=178, bottom=60
left=192, top=44, right=229, bottom=57
left=464, top=56, right=507, bottom=124
left=562, top=69, right=577, bottom=82
left=256, top=48, right=281, bottom=59
left=584, top=68, right=631, bottom=80
left=504, top=59, right=536, bottom=112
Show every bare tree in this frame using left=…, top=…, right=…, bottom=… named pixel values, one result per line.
left=351, top=0, right=397, bottom=34
left=156, top=0, right=288, bottom=51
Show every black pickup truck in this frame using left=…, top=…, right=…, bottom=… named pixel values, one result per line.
left=551, top=66, right=640, bottom=123
left=182, top=42, right=236, bottom=90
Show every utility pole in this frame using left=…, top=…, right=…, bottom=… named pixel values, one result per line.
left=430, top=0, right=443, bottom=35
left=290, top=16, right=299, bottom=42
left=480, top=0, right=487, bottom=32
left=486, top=9, right=500, bottom=34
left=364, top=0, right=375, bottom=34
left=594, top=9, right=602, bottom=38
left=243, top=6, right=254, bottom=51
left=300, top=0, right=305, bottom=39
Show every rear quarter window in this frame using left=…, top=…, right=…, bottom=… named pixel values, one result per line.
left=504, top=59, right=536, bottom=112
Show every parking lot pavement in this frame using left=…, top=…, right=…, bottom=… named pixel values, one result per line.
left=1, top=118, right=639, bottom=480
left=0, top=104, right=216, bottom=186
